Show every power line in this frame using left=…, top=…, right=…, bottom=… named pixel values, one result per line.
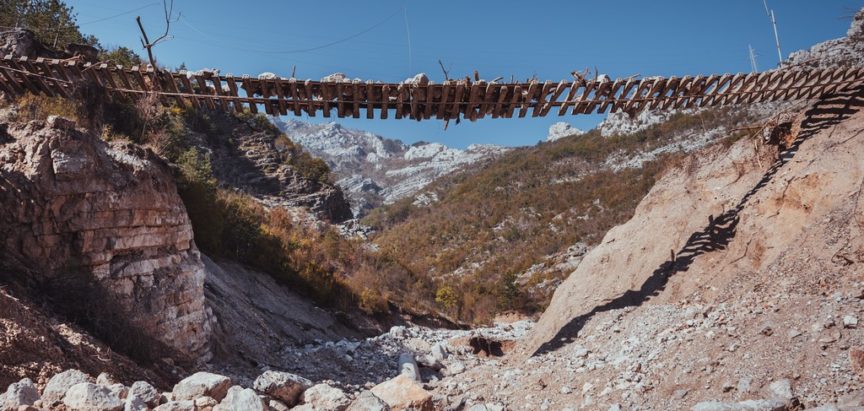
left=79, top=3, right=160, bottom=25
left=180, top=10, right=400, bottom=55
left=403, top=4, right=412, bottom=75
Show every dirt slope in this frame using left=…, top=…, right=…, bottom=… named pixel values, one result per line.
left=524, top=87, right=864, bottom=357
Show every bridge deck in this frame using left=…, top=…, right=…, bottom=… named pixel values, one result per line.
left=1, top=55, right=863, bottom=121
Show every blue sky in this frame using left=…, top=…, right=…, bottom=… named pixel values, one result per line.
left=68, top=0, right=862, bottom=148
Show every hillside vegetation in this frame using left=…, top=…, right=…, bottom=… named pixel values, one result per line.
left=363, top=109, right=752, bottom=322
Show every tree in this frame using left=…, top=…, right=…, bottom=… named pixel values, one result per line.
left=0, top=0, right=95, bottom=47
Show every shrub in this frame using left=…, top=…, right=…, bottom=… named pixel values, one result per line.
left=14, top=93, right=79, bottom=122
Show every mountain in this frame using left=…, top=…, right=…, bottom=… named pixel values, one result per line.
left=272, top=119, right=509, bottom=216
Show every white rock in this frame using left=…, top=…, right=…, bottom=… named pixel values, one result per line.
left=252, top=370, right=312, bottom=406
left=63, top=382, right=124, bottom=411
left=300, top=384, right=350, bottom=411
left=154, top=400, right=196, bottom=411
left=129, top=381, right=161, bottom=407
left=125, top=394, right=149, bottom=411
left=346, top=390, right=390, bottom=411
left=3, top=378, right=39, bottom=409
left=214, top=386, right=266, bottom=411
left=843, top=315, right=858, bottom=328
left=258, top=72, right=278, bottom=80
left=547, top=122, right=585, bottom=142
left=172, top=372, right=232, bottom=401
left=447, top=360, right=466, bottom=375
left=42, top=369, right=94, bottom=405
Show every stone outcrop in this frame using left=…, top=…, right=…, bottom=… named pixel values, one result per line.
left=0, top=116, right=212, bottom=362
left=252, top=371, right=311, bottom=406
left=171, top=372, right=231, bottom=402
left=203, top=115, right=353, bottom=223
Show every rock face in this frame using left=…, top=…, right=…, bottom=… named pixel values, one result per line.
left=272, top=119, right=508, bottom=216
left=204, top=115, right=353, bottom=223
left=523, top=86, right=864, bottom=357
left=0, top=117, right=212, bottom=362
left=787, top=8, right=864, bottom=68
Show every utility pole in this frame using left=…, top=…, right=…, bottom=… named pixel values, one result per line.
left=763, top=0, right=783, bottom=66
left=749, top=45, right=758, bottom=73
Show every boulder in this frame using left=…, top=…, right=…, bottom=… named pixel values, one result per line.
left=172, top=372, right=231, bottom=401
left=268, top=399, right=291, bottom=411
left=214, top=386, right=266, bottom=411
left=2, top=378, right=39, bottom=409
left=252, top=370, right=312, bottom=406
left=62, top=383, right=124, bottom=411
left=124, top=395, right=149, bottom=411
left=370, top=374, right=433, bottom=411
left=41, top=369, right=93, bottom=405
left=194, top=396, right=219, bottom=408
left=299, top=384, right=350, bottom=411
left=346, top=391, right=390, bottom=411
left=129, top=381, right=161, bottom=407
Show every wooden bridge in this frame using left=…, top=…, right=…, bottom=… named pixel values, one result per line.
left=1, top=54, right=863, bottom=121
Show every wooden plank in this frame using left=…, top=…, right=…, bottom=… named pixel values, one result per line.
left=321, top=82, right=332, bottom=117
left=493, top=85, right=509, bottom=118
left=335, top=82, right=346, bottom=118
left=35, top=58, right=69, bottom=98
left=194, top=75, right=217, bottom=110
left=365, top=83, right=375, bottom=119
left=179, top=74, right=200, bottom=108
left=478, top=82, right=496, bottom=119
left=424, top=85, right=436, bottom=119
left=590, top=79, right=615, bottom=114
left=623, top=79, right=654, bottom=113
left=8, top=58, right=47, bottom=95
left=531, top=81, right=553, bottom=117
left=352, top=81, right=361, bottom=119
left=287, top=79, right=301, bottom=116
left=540, top=80, right=567, bottom=116
left=409, top=84, right=419, bottom=120
left=210, top=74, right=228, bottom=111
left=611, top=79, right=637, bottom=113
left=518, top=81, right=537, bottom=117
left=160, top=72, right=185, bottom=108
left=224, top=75, right=243, bottom=113
left=437, top=81, right=451, bottom=119
left=572, top=81, right=596, bottom=114
left=303, top=80, right=316, bottom=117
left=395, top=84, right=406, bottom=119
left=241, top=77, right=257, bottom=113
left=558, top=81, right=581, bottom=115
left=465, top=82, right=482, bottom=121
left=505, top=84, right=522, bottom=118
left=381, top=84, right=390, bottom=119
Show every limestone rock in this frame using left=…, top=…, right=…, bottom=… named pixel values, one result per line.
left=346, top=391, right=390, bottom=411
left=2, top=378, right=39, bottom=409
left=299, top=384, right=350, bottom=411
left=370, top=374, right=433, bottom=411
left=214, top=386, right=266, bottom=411
left=0, top=118, right=212, bottom=362
left=129, top=381, right=161, bottom=407
left=154, top=400, right=196, bottom=411
left=41, top=369, right=93, bottom=405
left=252, top=370, right=311, bottom=406
left=62, top=382, right=124, bottom=411
left=124, top=395, right=148, bottom=411
left=172, top=372, right=232, bottom=402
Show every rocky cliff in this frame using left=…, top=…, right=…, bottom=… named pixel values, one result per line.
left=0, top=116, right=212, bottom=363
left=198, top=114, right=353, bottom=223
